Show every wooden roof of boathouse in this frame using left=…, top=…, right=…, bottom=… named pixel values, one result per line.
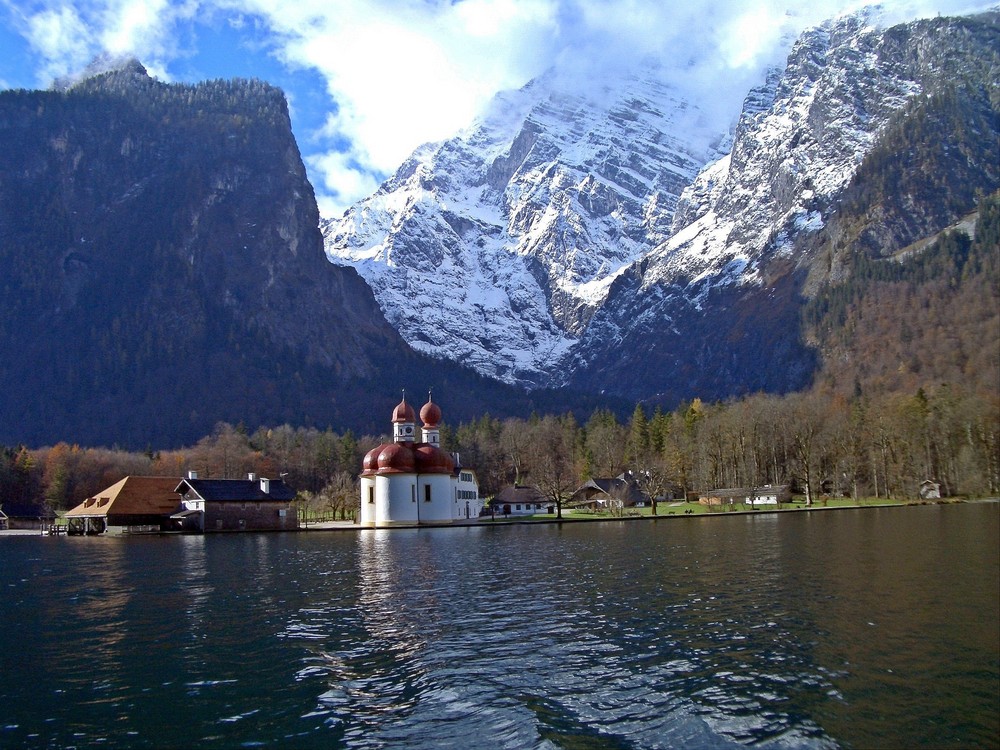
left=65, top=476, right=181, bottom=518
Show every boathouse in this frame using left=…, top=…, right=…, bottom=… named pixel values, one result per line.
left=64, top=476, right=181, bottom=534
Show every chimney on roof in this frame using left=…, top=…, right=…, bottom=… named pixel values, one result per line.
left=188, top=470, right=198, bottom=480
left=248, top=472, right=256, bottom=481
left=260, top=478, right=270, bottom=494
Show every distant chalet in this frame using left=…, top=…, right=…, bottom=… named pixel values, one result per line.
left=699, top=485, right=791, bottom=507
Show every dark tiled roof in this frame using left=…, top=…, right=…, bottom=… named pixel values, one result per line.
left=569, top=477, right=648, bottom=506
left=494, top=485, right=547, bottom=505
left=176, top=478, right=296, bottom=502
left=0, top=499, right=55, bottom=518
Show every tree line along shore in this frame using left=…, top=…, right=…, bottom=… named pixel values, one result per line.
left=2, top=380, right=996, bottom=525
left=3, top=174, right=998, bottom=524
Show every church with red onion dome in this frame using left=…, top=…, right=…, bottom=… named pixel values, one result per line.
left=359, top=393, right=482, bottom=528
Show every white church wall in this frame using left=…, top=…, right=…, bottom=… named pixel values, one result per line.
left=360, top=476, right=376, bottom=527
left=377, top=474, right=419, bottom=526
left=416, top=474, right=453, bottom=524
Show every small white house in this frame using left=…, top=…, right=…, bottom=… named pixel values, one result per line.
left=455, top=467, right=483, bottom=520
left=699, top=485, right=791, bottom=507
left=492, top=485, right=551, bottom=516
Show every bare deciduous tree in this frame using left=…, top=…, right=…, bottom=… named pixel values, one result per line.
left=525, top=415, right=580, bottom=519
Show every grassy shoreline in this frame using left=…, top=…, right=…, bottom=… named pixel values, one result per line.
left=470, top=496, right=995, bottom=525
left=306, top=496, right=997, bottom=530
left=6, top=497, right=992, bottom=535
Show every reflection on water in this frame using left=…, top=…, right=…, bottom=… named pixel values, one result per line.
left=1, top=504, right=997, bottom=749
left=180, top=534, right=211, bottom=647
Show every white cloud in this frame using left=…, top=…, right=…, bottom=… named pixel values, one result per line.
left=100, top=0, right=178, bottom=56
left=306, top=150, right=382, bottom=218
left=229, top=0, right=558, bottom=209
left=22, top=4, right=93, bottom=82
left=5, top=0, right=996, bottom=214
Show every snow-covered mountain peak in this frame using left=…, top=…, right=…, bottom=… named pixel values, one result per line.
left=322, top=62, right=726, bottom=385
left=322, top=8, right=995, bottom=398
left=558, top=8, right=997, bottom=402
left=639, top=8, right=926, bottom=295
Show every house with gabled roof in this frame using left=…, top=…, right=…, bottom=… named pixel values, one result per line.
left=567, top=473, right=650, bottom=510
left=2, top=498, right=56, bottom=530
left=918, top=479, right=941, bottom=499
left=174, top=472, right=298, bottom=532
left=65, top=476, right=181, bottom=534
left=492, top=484, right=551, bottom=516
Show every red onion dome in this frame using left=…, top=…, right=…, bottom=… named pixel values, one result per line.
left=377, top=443, right=415, bottom=473
left=362, top=444, right=388, bottom=476
left=414, top=444, right=455, bottom=475
left=391, top=397, right=416, bottom=423
left=419, top=398, right=442, bottom=428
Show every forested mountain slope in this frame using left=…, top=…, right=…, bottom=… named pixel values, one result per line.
left=2, top=11, right=996, bottom=449
left=564, top=11, right=999, bottom=404
left=0, top=62, right=607, bottom=447
left=325, top=10, right=998, bottom=408
left=806, top=192, right=1000, bottom=399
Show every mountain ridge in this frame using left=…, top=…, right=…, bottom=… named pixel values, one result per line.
left=322, top=65, right=727, bottom=385
left=324, top=9, right=999, bottom=404
left=0, top=62, right=620, bottom=447
left=1, top=11, right=996, bottom=448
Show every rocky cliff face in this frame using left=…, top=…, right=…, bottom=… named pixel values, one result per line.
left=0, top=63, right=412, bottom=445
left=565, top=10, right=999, bottom=402
left=322, top=68, right=725, bottom=385
left=0, top=61, right=618, bottom=446
left=325, top=10, right=999, bottom=404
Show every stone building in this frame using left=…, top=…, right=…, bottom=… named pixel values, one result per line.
left=174, top=473, right=298, bottom=531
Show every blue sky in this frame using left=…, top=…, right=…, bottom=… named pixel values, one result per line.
left=0, top=0, right=993, bottom=218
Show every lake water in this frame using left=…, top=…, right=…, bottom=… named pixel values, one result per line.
left=1, top=504, right=997, bottom=749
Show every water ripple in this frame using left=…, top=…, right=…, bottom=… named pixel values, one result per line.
left=1, top=507, right=997, bottom=748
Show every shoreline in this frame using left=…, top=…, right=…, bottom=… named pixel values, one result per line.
left=303, top=496, right=998, bottom=531
left=2, top=498, right=995, bottom=537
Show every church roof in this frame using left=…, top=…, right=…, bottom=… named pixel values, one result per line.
left=362, top=442, right=455, bottom=475
left=361, top=390, right=454, bottom=476
left=419, top=396, right=442, bottom=428
left=391, top=396, right=416, bottom=423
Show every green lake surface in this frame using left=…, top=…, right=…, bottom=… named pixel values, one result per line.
left=2, top=503, right=997, bottom=749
